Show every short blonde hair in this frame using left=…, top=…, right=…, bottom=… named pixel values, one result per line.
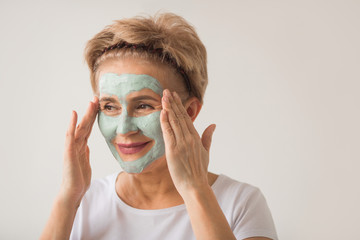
left=84, top=12, right=208, bottom=103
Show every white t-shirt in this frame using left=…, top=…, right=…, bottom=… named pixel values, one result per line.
left=70, top=173, right=278, bottom=240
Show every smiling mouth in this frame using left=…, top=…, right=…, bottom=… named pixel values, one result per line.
left=116, top=141, right=151, bottom=154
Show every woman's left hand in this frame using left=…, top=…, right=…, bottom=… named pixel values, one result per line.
left=160, top=90, right=237, bottom=240
left=160, top=89, right=216, bottom=197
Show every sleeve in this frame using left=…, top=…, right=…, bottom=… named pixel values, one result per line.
left=232, top=187, right=278, bottom=240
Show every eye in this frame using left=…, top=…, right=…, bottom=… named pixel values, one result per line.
left=101, top=104, right=121, bottom=114
left=137, top=104, right=154, bottom=110
left=104, top=104, right=116, bottom=111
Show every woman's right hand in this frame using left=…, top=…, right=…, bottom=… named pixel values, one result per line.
left=58, top=97, right=99, bottom=209
left=40, top=97, right=99, bottom=240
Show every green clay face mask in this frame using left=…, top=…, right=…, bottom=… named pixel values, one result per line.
left=98, top=73, right=165, bottom=173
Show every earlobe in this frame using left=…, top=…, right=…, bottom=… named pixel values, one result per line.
left=185, top=97, right=202, bottom=122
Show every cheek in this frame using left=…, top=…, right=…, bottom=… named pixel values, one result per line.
left=98, top=112, right=118, bottom=140
left=135, top=111, right=162, bottom=139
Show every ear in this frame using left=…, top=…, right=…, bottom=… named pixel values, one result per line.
left=184, top=97, right=202, bottom=122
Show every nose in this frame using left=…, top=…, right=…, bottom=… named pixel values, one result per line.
left=116, top=109, right=139, bottom=135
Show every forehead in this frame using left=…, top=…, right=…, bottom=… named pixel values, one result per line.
left=99, top=73, right=163, bottom=97
left=96, top=57, right=185, bottom=93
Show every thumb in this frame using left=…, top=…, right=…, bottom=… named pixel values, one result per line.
left=201, top=124, right=216, bottom=152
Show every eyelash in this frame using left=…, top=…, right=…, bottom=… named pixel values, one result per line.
left=101, top=103, right=154, bottom=112
left=102, top=104, right=119, bottom=111
left=137, top=104, right=154, bottom=110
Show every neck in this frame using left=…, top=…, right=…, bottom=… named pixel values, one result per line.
left=115, top=158, right=184, bottom=209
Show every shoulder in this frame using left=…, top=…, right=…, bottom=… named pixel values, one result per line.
left=212, top=174, right=278, bottom=240
left=82, top=172, right=119, bottom=203
left=212, top=174, right=262, bottom=205
left=74, top=172, right=119, bottom=223
left=70, top=172, right=120, bottom=239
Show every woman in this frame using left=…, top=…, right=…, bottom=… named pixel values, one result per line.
left=41, top=13, right=277, bottom=240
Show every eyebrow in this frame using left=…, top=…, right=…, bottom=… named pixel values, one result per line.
left=99, top=97, right=119, bottom=103
left=129, top=95, right=160, bottom=102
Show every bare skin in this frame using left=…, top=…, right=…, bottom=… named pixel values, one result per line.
left=40, top=58, right=272, bottom=240
left=40, top=98, right=99, bottom=240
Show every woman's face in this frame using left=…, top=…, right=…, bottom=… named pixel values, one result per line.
left=96, top=58, right=185, bottom=173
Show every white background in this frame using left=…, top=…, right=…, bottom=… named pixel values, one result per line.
left=0, top=0, right=359, bottom=239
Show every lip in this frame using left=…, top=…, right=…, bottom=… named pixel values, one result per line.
left=116, top=141, right=151, bottom=154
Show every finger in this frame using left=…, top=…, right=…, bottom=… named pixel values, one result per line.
left=160, top=109, right=176, bottom=147
left=81, top=146, right=90, bottom=169
left=162, top=89, right=185, bottom=142
left=75, top=99, right=98, bottom=141
left=201, top=124, right=216, bottom=152
left=84, top=96, right=99, bottom=139
left=173, top=91, right=197, bottom=135
left=65, top=111, right=78, bottom=146
left=84, top=146, right=92, bottom=179
left=169, top=91, right=193, bottom=138
left=86, top=146, right=90, bottom=162
left=64, top=111, right=78, bottom=163
left=85, top=97, right=99, bottom=129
